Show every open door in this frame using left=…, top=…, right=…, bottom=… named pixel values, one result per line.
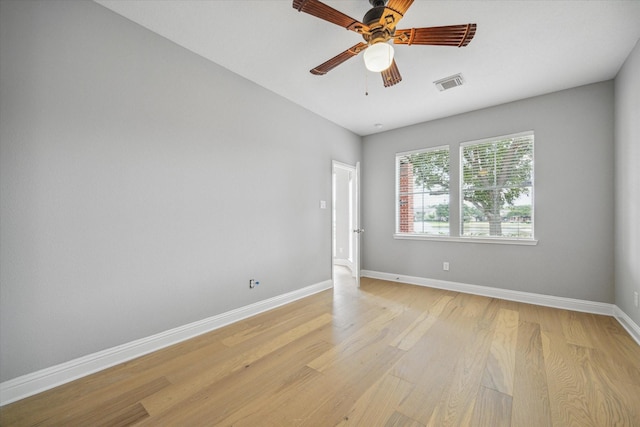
left=352, top=162, right=363, bottom=287
left=332, top=161, right=361, bottom=286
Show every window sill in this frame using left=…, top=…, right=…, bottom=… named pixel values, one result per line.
left=393, top=234, right=538, bottom=246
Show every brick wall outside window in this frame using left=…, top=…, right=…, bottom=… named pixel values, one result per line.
left=399, top=160, right=413, bottom=233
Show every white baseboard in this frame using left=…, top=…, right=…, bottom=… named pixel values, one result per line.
left=0, top=280, right=333, bottom=406
left=613, top=306, right=640, bottom=346
left=361, top=269, right=640, bottom=346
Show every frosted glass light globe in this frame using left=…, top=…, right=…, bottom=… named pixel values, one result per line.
left=363, top=42, right=394, bottom=72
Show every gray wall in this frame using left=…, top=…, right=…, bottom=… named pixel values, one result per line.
left=362, top=81, right=615, bottom=303
left=0, top=0, right=361, bottom=382
left=615, top=40, right=640, bottom=325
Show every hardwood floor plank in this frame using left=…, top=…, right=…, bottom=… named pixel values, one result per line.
left=395, top=385, right=443, bottom=426
left=541, top=330, right=597, bottom=426
left=301, top=334, right=405, bottom=425
left=58, top=377, right=168, bottom=425
left=1, top=375, right=170, bottom=426
left=512, top=301, right=540, bottom=324
left=137, top=334, right=331, bottom=425
left=66, top=401, right=149, bottom=427
left=390, top=294, right=454, bottom=351
left=390, top=304, right=480, bottom=424
left=226, top=341, right=403, bottom=426
left=570, top=345, right=640, bottom=426
left=226, top=365, right=324, bottom=426
left=337, top=374, right=414, bottom=426
left=511, top=320, right=551, bottom=426
left=457, top=293, right=496, bottom=320
left=384, top=410, right=425, bottom=427
left=481, top=308, right=519, bottom=396
left=584, top=314, right=640, bottom=386
left=140, top=313, right=333, bottom=415
left=389, top=303, right=467, bottom=387
left=470, top=386, right=512, bottom=427
left=537, top=305, right=568, bottom=335
left=426, top=315, right=495, bottom=426
left=562, top=311, right=595, bottom=348
left=307, top=306, right=404, bottom=372
left=220, top=298, right=330, bottom=347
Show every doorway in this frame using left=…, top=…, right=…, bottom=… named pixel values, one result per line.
left=332, top=161, right=360, bottom=287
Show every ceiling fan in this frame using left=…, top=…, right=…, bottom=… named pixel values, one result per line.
left=293, top=0, right=477, bottom=87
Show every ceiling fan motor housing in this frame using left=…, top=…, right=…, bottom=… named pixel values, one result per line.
left=363, top=5, right=395, bottom=44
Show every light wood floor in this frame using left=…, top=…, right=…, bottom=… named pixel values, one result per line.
left=2, top=267, right=640, bottom=426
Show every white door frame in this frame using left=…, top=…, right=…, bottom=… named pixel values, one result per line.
left=332, top=160, right=361, bottom=287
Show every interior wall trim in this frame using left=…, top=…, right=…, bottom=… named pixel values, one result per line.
left=361, top=270, right=640, bottom=346
left=614, top=306, right=640, bottom=346
left=0, top=279, right=333, bottom=406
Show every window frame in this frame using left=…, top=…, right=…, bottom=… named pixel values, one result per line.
left=459, top=131, right=535, bottom=242
left=393, top=131, right=537, bottom=246
left=395, top=145, right=451, bottom=238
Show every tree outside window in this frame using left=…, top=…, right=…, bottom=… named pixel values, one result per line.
left=461, top=133, right=534, bottom=238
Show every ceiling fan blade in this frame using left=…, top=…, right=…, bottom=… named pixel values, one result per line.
left=386, top=0, right=414, bottom=16
left=310, top=42, right=369, bottom=75
left=293, top=0, right=369, bottom=34
left=381, top=59, right=402, bottom=87
left=394, top=24, right=477, bottom=47
left=378, top=0, right=414, bottom=30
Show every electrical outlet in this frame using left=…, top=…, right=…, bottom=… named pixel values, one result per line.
left=443, top=262, right=450, bottom=271
left=634, top=291, right=639, bottom=308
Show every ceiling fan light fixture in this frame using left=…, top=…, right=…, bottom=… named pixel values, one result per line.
left=363, top=42, right=394, bottom=72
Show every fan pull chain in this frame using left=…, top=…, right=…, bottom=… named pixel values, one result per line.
left=365, top=68, right=369, bottom=96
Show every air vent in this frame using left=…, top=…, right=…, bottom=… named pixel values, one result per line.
left=434, top=73, right=464, bottom=91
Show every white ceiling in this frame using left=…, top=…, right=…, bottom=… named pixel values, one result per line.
left=95, top=0, right=640, bottom=136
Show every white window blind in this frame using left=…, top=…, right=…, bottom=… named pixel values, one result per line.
left=460, top=131, right=534, bottom=239
left=396, top=146, right=450, bottom=236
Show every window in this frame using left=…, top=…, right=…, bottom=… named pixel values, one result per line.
left=396, top=146, right=450, bottom=236
left=395, top=131, right=535, bottom=244
left=461, top=132, right=534, bottom=239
